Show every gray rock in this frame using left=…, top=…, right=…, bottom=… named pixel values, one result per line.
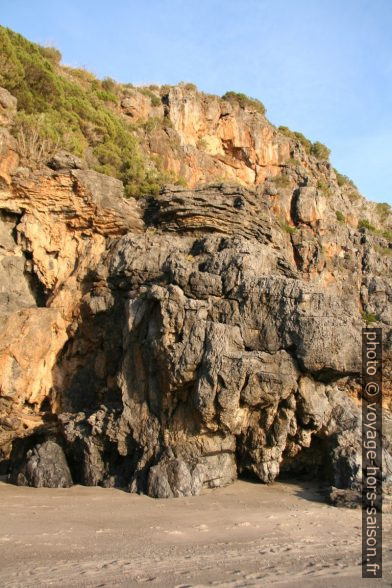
left=12, top=440, right=73, bottom=488
left=48, top=150, right=87, bottom=170
left=147, top=458, right=205, bottom=498
left=329, top=487, right=362, bottom=509
left=1, top=174, right=391, bottom=501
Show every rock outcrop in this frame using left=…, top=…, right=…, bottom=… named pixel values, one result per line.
left=9, top=439, right=72, bottom=488
left=0, top=85, right=391, bottom=505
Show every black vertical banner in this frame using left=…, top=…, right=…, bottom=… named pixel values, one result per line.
left=362, top=328, right=382, bottom=578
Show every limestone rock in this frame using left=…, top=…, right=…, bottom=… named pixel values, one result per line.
left=48, top=150, right=87, bottom=171
left=294, top=186, right=327, bottom=225
left=147, top=457, right=205, bottom=498
left=121, top=89, right=164, bottom=121
left=0, top=84, right=390, bottom=502
left=10, top=440, right=73, bottom=488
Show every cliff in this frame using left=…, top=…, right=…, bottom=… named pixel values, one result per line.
left=0, top=75, right=391, bottom=505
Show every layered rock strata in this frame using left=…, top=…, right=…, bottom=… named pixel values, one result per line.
left=0, top=87, right=391, bottom=506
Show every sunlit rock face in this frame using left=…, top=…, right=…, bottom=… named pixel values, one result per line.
left=0, top=85, right=391, bottom=503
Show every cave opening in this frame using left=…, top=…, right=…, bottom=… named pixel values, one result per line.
left=278, top=435, right=333, bottom=484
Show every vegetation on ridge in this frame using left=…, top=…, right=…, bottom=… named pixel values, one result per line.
left=0, top=26, right=173, bottom=197
left=222, top=91, right=266, bottom=116
left=1, top=25, right=383, bottom=214
left=278, top=126, right=330, bottom=161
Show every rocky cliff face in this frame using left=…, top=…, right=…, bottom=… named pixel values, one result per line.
left=0, top=86, right=391, bottom=504
left=122, top=83, right=391, bottom=228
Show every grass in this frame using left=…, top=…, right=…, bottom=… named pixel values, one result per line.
left=375, top=245, right=392, bottom=257
left=272, top=175, right=291, bottom=188
left=375, top=202, right=391, bottom=222
left=334, top=169, right=357, bottom=190
left=317, top=180, right=331, bottom=196
left=362, top=311, right=378, bottom=325
left=0, top=26, right=173, bottom=197
left=138, top=87, right=162, bottom=107
left=358, top=219, right=392, bottom=242
left=279, top=220, right=296, bottom=235
left=179, top=82, right=198, bottom=92
left=358, top=219, right=377, bottom=232
left=347, top=190, right=361, bottom=202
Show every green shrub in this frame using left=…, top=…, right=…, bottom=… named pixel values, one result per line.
left=38, top=45, right=62, bottom=64
left=278, top=127, right=311, bottom=153
left=278, top=126, right=330, bottom=160
left=222, top=91, right=266, bottom=115
left=362, top=311, right=377, bottom=325
left=334, top=169, right=357, bottom=190
left=336, top=210, right=345, bottom=223
left=150, top=94, right=161, bottom=107
left=375, top=202, right=391, bottom=221
left=348, top=190, right=360, bottom=202
left=272, top=175, right=290, bottom=188
left=358, top=219, right=376, bottom=232
left=63, top=66, right=97, bottom=84
left=294, top=132, right=312, bottom=153
left=278, top=126, right=292, bottom=137
left=174, top=175, right=187, bottom=187
left=139, top=87, right=162, bottom=107
left=0, top=26, right=172, bottom=197
left=375, top=245, right=392, bottom=257
left=310, top=141, right=330, bottom=161
left=279, top=220, right=296, bottom=234
left=160, top=84, right=172, bottom=96
left=317, top=180, right=330, bottom=196
left=179, top=82, right=198, bottom=92
left=141, top=117, right=164, bottom=132
left=0, top=28, right=26, bottom=92
left=101, top=77, right=117, bottom=93
left=14, top=114, right=61, bottom=165
left=357, top=221, right=392, bottom=241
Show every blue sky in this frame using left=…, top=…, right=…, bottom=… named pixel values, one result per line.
left=2, top=0, right=392, bottom=204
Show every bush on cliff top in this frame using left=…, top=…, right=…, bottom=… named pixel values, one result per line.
left=375, top=202, right=391, bottom=221
left=0, top=26, right=170, bottom=197
left=334, top=169, right=357, bottom=190
left=278, top=126, right=330, bottom=161
left=222, top=91, right=266, bottom=115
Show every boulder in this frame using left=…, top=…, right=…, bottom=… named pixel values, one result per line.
left=10, top=440, right=73, bottom=488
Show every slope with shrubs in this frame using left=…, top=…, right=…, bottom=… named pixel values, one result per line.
left=0, top=26, right=172, bottom=197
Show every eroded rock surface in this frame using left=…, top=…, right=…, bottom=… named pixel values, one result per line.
left=0, top=85, right=391, bottom=501
left=9, top=439, right=72, bottom=488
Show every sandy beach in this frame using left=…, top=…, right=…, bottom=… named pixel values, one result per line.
left=0, top=478, right=390, bottom=588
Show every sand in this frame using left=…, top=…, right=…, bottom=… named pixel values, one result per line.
left=0, top=478, right=390, bottom=587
